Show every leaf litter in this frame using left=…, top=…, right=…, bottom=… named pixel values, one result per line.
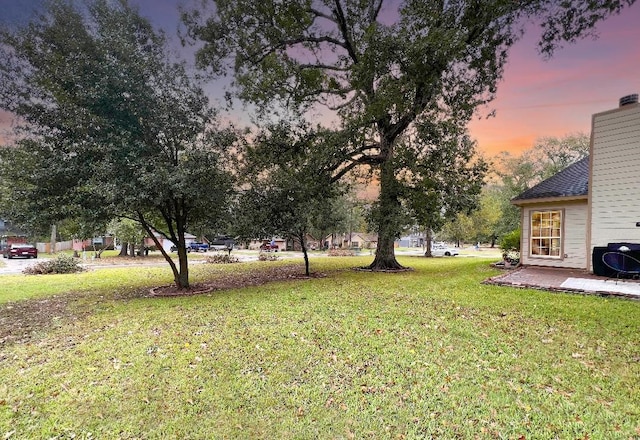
left=0, top=264, right=325, bottom=348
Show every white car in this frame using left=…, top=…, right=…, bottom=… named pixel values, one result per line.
left=431, top=244, right=459, bottom=257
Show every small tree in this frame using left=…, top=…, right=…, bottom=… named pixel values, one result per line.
left=108, top=219, right=146, bottom=257
left=441, top=213, right=474, bottom=248
left=308, top=195, right=351, bottom=251
left=399, top=123, right=487, bottom=258
left=468, top=187, right=503, bottom=247
left=235, top=122, right=344, bottom=276
left=0, top=0, right=237, bottom=289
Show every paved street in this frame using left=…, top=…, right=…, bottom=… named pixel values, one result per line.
left=0, top=256, right=47, bottom=274
left=0, top=246, right=500, bottom=276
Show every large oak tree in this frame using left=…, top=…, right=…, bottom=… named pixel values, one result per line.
left=184, top=0, right=634, bottom=270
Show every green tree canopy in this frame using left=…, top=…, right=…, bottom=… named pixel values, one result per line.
left=0, top=0, right=237, bottom=288
left=184, top=0, right=633, bottom=270
left=234, top=121, right=345, bottom=275
left=398, top=122, right=487, bottom=256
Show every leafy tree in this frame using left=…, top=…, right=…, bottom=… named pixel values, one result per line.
left=496, top=132, right=589, bottom=193
left=184, top=0, right=632, bottom=270
left=468, top=186, right=503, bottom=247
left=441, top=212, right=474, bottom=248
left=531, top=133, right=590, bottom=180
left=309, top=193, right=352, bottom=250
left=108, top=218, right=146, bottom=257
left=0, top=0, right=236, bottom=289
left=235, top=122, right=344, bottom=276
left=398, top=122, right=487, bottom=257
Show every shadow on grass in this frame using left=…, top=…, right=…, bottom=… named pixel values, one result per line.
left=0, top=263, right=335, bottom=347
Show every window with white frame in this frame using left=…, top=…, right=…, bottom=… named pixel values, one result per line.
left=530, top=210, right=562, bottom=258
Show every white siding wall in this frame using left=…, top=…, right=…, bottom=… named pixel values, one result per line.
left=590, top=105, right=640, bottom=249
left=521, top=202, right=588, bottom=269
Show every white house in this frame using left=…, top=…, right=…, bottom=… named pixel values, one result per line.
left=147, top=231, right=197, bottom=253
left=512, top=94, right=640, bottom=273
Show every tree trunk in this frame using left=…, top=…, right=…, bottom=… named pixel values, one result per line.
left=367, top=156, right=405, bottom=270
left=300, top=235, right=310, bottom=276
left=119, top=242, right=128, bottom=256
left=424, top=228, right=433, bottom=257
left=175, top=246, right=190, bottom=288
left=129, top=242, right=135, bottom=257
left=135, top=212, right=190, bottom=290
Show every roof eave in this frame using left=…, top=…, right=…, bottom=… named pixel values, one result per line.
left=511, top=194, right=588, bottom=206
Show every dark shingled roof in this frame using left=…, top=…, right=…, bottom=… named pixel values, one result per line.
left=512, top=156, right=589, bottom=202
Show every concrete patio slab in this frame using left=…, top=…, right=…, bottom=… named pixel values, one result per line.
left=484, top=265, right=640, bottom=300
left=560, top=277, right=640, bottom=297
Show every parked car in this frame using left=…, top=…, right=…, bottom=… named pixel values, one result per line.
left=260, top=242, right=279, bottom=252
left=169, top=243, right=208, bottom=253
left=3, top=243, right=38, bottom=259
left=188, top=242, right=209, bottom=252
left=210, top=236, right=235, bottom=251
left=431, top=244, right=458, bottom=257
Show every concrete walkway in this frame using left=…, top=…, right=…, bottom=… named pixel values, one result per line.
left=485, top=265, right=640, bottom=300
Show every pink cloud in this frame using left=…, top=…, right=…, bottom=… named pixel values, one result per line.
left=471, top=3, right=640, bottom=156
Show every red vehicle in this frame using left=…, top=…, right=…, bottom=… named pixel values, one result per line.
left=3, top=243, right=38, bottom=259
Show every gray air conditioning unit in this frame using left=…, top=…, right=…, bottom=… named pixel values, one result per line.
left=619, top=94, right=639, bottom=107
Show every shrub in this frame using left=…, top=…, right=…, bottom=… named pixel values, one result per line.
left=499, top=229, right=521, bottom=262
left=258, top=252, right=279, bottom=261
left=328, top=248, right=355, bottom=257
left=23, top=254, right=86, bottom=275
left=206, top=254, right=240, bottom=264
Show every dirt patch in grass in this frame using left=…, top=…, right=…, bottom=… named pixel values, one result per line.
left=150, top=265, right=326, bottom=297
left=0, top=296, right=83, bottom=347
left=0, top=264, right=325, bottom=347
left=85, top=255, right=170, bottom=265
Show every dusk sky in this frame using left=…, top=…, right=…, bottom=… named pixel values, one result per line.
left=2, top=0, right=639, bottom=158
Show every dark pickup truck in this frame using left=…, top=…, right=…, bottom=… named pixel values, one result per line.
left=188, top=242, right=210, bottom=252
left=210, top=237, right=235, bottom=252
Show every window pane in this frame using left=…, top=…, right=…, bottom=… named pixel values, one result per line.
left=530, top=210, right=562, bottom=258
left=531, top=239, right=541, bottom=255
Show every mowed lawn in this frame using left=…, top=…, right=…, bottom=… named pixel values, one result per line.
left=0, top=256, right=638, bottom=439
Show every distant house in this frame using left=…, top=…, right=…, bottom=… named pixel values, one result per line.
left=145, top=231, right=197, bottom=252
left=512, top=94, right=640, bottom=272
left=341, top=232, right=377, bottom=249
left=0, top=219, right=27, bottom=249
left=397, top=233, right=425, bottom=248
left=287, top=234, right=322, bottom=251
left=247, top=237, right=287, bottom=251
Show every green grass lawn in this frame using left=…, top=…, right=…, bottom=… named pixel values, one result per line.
left=1, top=256, right=639, bottom=439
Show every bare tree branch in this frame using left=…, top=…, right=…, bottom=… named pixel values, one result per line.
left=332, top=0, right=359, bottom=64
